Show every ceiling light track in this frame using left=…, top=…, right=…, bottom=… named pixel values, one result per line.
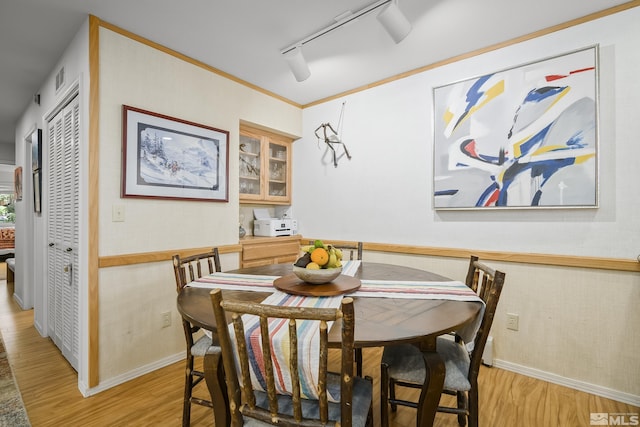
left=281, top=0, right=411, bottom=82
left=281, top=0, right=394, bottom=55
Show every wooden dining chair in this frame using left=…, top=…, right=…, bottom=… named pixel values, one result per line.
left=334, top=241, right=364, bottom=375
left=210, top=289, right=374, bottom=427
left=334, top=241, right=363, bottom=261
left=172, top=248, right=222, bottom=426
left=310, top=241, right=365, bottom=376
left=380, top=257, right=506, bottom=427
left=307, top=241, right=363, bottom=261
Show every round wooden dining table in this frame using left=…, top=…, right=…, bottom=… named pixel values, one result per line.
left=176, top=262, right=481, bottom=427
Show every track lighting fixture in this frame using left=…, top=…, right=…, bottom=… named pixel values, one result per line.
left=377, top=0, right=412, bottom=43
left=281, top=0, right=412, bottom=82
left=283, top=46, right=311, bottom=82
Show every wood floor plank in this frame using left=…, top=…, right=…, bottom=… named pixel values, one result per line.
left=1, top=278, right=638, bottom=426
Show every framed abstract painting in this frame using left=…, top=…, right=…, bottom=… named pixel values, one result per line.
left=122, top=105, right=229, bottom=202
left=432, top=45, right=599, bottom=209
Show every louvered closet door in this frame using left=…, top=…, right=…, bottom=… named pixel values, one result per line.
left=47, top=95, right=80, bottom=371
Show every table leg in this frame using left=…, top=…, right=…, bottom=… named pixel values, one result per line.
left=415, top=338, right=445, bottom=427
left=204, top=346, right=229, bottom=427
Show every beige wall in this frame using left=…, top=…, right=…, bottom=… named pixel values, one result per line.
left=364, top=252, right=640, bottom=402
left=97, top=27, right=301, bottom=382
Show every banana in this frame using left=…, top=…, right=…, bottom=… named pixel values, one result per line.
left=327, top=252, right=338, bottom=268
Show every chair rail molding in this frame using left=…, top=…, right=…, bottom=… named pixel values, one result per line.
left=97, top=240, right=639, bottom=273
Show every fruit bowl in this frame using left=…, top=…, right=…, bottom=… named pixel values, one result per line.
left=292, top=265, right=342, bottom=284
left=292, top=240, right=345, bottom=284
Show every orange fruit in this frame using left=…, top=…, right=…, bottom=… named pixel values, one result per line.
left=310, top=247, right=329, bottom=266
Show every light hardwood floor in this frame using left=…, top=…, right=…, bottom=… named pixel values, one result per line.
left=1, top=277, right=637, bottom=426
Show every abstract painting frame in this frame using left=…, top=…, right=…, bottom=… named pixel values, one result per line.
left=433, top=45, right=599, bottom=210
left=32, top=128, right=42, bottom=213
left=122, top=105, right=229, bottom=202
left=32, top=128, right=42, bottom=171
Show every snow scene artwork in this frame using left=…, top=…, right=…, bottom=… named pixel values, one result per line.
left=122, top=105, right=229, bottom=202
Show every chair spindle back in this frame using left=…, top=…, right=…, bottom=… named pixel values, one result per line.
left=210, top=289, right=356, bottom=427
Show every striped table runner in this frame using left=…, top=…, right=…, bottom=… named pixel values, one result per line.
left=189, top=272, right=279, bottom=291
left=188, top=260, right=362, bottom=291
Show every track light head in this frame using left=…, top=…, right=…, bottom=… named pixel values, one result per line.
left=377, top=0, right=412, bottom=43
left=284, top=46, right=311, bottom=82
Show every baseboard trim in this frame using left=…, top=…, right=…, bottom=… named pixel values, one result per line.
left=493, top=359, right=640, bottom=407
left=82, top=351, right=185, bottom=397
left=33, top=319, right=45, bottom=337
left=12, top=293, right=27, bottom=310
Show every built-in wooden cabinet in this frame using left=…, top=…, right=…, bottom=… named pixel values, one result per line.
left=240, top=235, right=301, bottom=268
left=239, top=126, right=292, bottom=205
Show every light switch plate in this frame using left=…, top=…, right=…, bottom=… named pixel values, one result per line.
left=112, top=205, right=125, bottom=222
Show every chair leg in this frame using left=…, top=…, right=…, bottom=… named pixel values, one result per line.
left=389, top=377, right=398, bottom=412
left=204, top=348, right=230, bottom=427
left=457, top=391, right=467, bottom=427
left=365, top=376, right=374, bottom=427
left=355, top=348, right=363, bottom=377
left=183, top=356, right=194, bottom=427
left=468, top=387, right=479, bottom=427
left=380, top=363, right=390, bottom=427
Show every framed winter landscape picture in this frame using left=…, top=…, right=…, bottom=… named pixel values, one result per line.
left=122, top=105, right=229, bottom=202
left=432, top=45, right=598, bottom=210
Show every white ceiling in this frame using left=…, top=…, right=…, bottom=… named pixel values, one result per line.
left=0, top=0, right=633, bottom=147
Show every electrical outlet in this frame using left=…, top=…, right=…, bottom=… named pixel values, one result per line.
left=161, top=311, right=171, bottom=328
left=506, top=313, right=519, bottom=331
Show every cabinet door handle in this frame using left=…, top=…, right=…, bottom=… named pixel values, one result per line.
left=49, top=243, right=55, bottom=247
left=66, top=247, right=73, bottom=252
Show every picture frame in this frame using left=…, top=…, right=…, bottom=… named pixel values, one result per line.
left=14, top=167, right=22, bottom=201
left=122, top=105, right=229, bottom=202
left=32, top=128, right=42, bottom=171
left=432, top=45, right=599, bottom=210
left=33, top=169, right=42, bottom=213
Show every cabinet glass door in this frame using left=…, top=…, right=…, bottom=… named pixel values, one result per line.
left=239, top=134, right=262, bottom=197
left=268, top=142, right=288, bottom=198
left=239, top=126, right=292, bottom=204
